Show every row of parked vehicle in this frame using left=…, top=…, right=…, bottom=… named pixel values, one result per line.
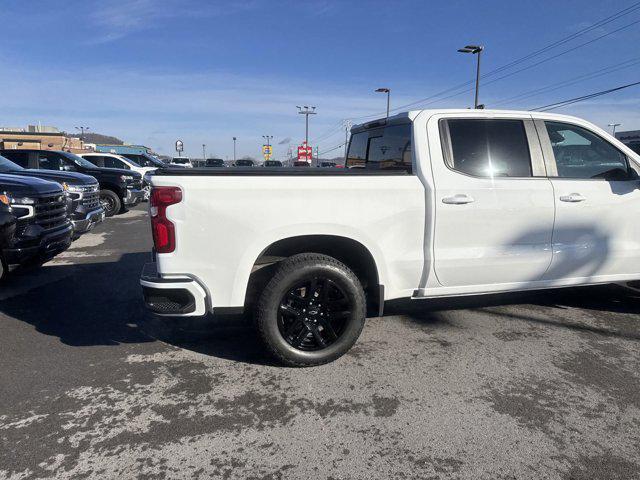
left=177, top=157, right=341, bottom=168
left=0, top=149, right=166, bottom=281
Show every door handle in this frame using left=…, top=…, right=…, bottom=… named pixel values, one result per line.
left=559, top=193, right=586, bottom=203
left=442, top=194, right=475, bottom=205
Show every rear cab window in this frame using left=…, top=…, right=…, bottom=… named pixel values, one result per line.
left=346, top=122, right=413, bottom=172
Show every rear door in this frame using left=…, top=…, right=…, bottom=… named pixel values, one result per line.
left=536, top=119, right=640, bottom=279
left=431, top=115, right=555, bottom=287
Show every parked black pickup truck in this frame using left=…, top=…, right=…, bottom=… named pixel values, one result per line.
left=0, top=174, right=72, bottom=279
left=0, top=203, right=16, bottom=280
left=0, top=149, right=144, bottom=217
left=0, top=154, right=103, bottom=236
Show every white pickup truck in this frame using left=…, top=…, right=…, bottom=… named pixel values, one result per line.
left=141, top=109, right=640, bottom=366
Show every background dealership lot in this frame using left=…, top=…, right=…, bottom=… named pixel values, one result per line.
left=1, top=205, right=638, bottom=479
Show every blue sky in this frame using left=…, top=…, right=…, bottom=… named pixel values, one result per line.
left=1, top=0, right=639, bottom=159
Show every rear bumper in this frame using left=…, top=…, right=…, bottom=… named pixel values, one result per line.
left=71, top=207, right=105, bottom=234
left=4, top=224, right=73, bottom=266
left=140, top=262, right=208, bottom=316
left=124, top=188, right=145, bottom=206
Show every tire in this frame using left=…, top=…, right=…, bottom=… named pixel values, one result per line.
left=0, top=254, right=7, bottom=283
left=99, top=190, right=121, bottom=217
left=255, top=253, right=366, bottom=367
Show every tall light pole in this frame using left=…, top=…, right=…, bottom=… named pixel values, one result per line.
left=75, top=126, right=90, bottom=141
left=202, top=144, right=206, bottom=163
left=262, top=135, right=273, bottom=147
left=375, top=88, right=391, bottom=119
left=344, top=119, right=352, bottom=160
left=296, top=106, right=317, bottom=147
left=233, top=137, right=237, bottom=162
left=458, top=45, right=484, bottom=109
left=608, top=123, right=622, bottom=136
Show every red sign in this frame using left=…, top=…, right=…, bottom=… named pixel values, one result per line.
left=297, top=142, right=312, bottom=161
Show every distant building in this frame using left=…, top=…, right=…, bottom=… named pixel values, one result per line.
left=94, top=144, right=152, bottom=155
left=0, top=128, right=84, bottom=152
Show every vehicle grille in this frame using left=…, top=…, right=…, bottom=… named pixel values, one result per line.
left=35, top=193, right=69, bottom=232
left=80, top=185, right=100, bottom=210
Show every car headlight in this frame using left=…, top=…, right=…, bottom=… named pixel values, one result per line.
left=10, top=196, right=36, bottom=205
left=0, top=193, right=35, bottom=218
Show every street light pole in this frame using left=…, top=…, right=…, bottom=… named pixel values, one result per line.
left=608, top=123, right=622, bottom=136
left=202, top=144, right=206, bottom=163
left=296, top=106, right=317, bottom=147
left=233, top=137, right=237, bottom=162
left=75, top=126, right=90, bottom=142
left=457, top=45, right=484, bottom=108
left=375, top=88, right=391, bottom=119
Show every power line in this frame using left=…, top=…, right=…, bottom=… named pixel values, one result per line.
left=318, top=142, right=345, bottom=156
left=348, top=2, right=640, bottom=121
left=492, top=56, right=640, bottom=107
left=531, top=80, right=640, bottom=111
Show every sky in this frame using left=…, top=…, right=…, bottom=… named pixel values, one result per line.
left=0, top=0, right=639, bottom=160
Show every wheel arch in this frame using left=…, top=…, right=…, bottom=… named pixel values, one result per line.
left=243, top=234, right=385, bottom=317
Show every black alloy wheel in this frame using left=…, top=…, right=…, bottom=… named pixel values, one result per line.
left=99, top=189, right=121, bottom=217
left=255, top=253, right=366, bottom=367
left=278, top=277, right=350, bottom=351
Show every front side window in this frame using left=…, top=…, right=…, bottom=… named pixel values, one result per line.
left=346, top=124, right=412, bottom=171
left=38, top=152, right=64, bottom=170
left=545, top=121, right=630, bottom=180
left=444, top=119, right=532, bottom=177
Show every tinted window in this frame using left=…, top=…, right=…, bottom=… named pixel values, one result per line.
left=346, top=124, right=412, bottom=171
left=83, top=156, right=102, bottom=167
left=1, top=150, right=29, bottom=167
left=104, top=157, right=128, bottom=169
left=39, top=151, right=65, bottom=170
left=0, top=155, right=23, bottom=172
left=445, top=119, right=532, bottom=177
left=545, top=122, right=629, bottom=180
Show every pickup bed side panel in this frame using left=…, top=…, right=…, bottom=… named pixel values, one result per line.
left=152, top=175, right=425, bottom=308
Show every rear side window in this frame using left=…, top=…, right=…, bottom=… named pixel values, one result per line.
left=545, top=121, right=630, bottom=180
left=444, top=119, right=532, bottom=177
left=1, top=150, right=29, bottom=167
left=346, top=124, right=412, bottom=171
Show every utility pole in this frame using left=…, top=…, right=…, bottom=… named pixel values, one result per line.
left=343, top=119, right=352, bottom=160
left=375, top=88, right=391, bottom=119
left=296, top=106, right=317, bottom=147
left=457, top=45, right=484, bottom=108
left=608, top=123, right=622, bottom=136
left=233, top=137, right=237, bottom=162
left=75, top=126, right=90, bottom=142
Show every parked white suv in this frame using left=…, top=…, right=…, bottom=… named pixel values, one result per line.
left=80, top=153, right=157, bottom=199
left=141, top=109, right=640, bottom=366
left=170, top=157, right=193, bottom=168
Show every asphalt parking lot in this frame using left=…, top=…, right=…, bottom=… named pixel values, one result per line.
left=1, top=204, right=639, bottom=480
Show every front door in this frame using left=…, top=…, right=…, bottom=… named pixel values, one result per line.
left=536, top=119, right=640, bottom=280
left=431, top=116, right=555, bottom=287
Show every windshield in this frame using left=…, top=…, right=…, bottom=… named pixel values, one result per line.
left=120, top=156, right=141, bottom=168
left=0, top=155, right=23, bottom=172
left=62, top=151, right=100, bottom=168
left=173, top=158, right=189, bottom=164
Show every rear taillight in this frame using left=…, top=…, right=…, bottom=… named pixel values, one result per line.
left=150, top=186, right=182, bottom=253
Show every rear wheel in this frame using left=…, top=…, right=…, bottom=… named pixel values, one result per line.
left=256, top=253, right=366, bottom=367
left=99, top=190, right=121, bottom=217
